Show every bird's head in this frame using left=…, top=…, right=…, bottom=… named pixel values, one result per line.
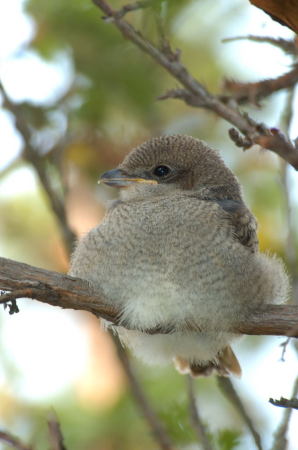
left=99, top=135, right=242, bottom=201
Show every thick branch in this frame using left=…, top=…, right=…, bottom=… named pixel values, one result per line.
left=92, top=0, right=298, bottom=170
left=0, top=257, right=297, bottom=337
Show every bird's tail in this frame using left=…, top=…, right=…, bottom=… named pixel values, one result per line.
left=174, top=346, right=242, bottom=377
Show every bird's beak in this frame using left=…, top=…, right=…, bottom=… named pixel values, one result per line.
left=98, top=168, right=157, bottom=188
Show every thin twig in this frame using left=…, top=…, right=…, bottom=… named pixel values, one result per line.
left=217, top=377, right=263, bottom=450
left=279, top=337, right=291, bottom=361
left=92, top=0, right=298, bottom=169
left=222, top=35, right=298, bottom=55
left=0, top=431, right=33, bottom=450
left=269, top=396, right=298, bottom=410
left=270, top=377, right=298, bottom=450
left=108, top=0, right=151, bottom=19
left=0, top=81, right=76, bottom=253
left=186, top=376, right=214, bottom=450
left=112, top=335, right=175, bottom=450
left=48, top=412, right=67, bottom=450
left=222, top=65, right=298, bottom=104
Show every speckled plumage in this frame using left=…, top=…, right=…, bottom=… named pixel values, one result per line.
left=70, top=135, right=289, bottom=376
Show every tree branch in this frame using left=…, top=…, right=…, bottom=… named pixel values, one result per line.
left=269, top=397, right=298, bottom=410
left=222, top=65, right=298, bottom=105
left=0, top=256, right=297, bottom=337
left=112, top=336, right=175, bottom=450
left=0, top=81, right=76, bottom=254
left=92, top=0, right=298, bottom=170
left=186, top=376, right=214, bottom=450
left=47, top=412, right=67, bottom=450
left=217, top=377, right=263, bottom=450
left=222, top=35, right=298, bottom=56
left=270, top=377, right=298, bottom=450
left=0, top=431, right=32, bottom=450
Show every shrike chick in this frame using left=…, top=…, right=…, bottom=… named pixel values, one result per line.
left=70, top=135, right=289, bottom=377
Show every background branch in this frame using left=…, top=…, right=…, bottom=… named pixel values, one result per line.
left=222, top=35, right=298, bottom=55
left=92, top=0, right=298, bottom=170
left=217, top=377, right=263, bottom=450
left=112, top=336, right=175, bottom=450
left=186, top=376, right=214, bottom=450
left=222, top=65, right=298, bottom=104
left=47, top=412, right=67, bottom=450
left=0, top=431, right=32, bottom=450
left=270, top=377, right=298, bottom=450
left=0, top=81, right=76, bottom=254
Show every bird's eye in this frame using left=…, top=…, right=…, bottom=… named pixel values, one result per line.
left=153, top=165, right=171, bottom=177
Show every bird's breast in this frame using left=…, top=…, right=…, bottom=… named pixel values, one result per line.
left=89, top=195, right=244, bottom=330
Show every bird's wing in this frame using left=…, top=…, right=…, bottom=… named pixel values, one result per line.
left=185, top=192, right=258, bottom=252
left=215, top=199, right=258, bottom=252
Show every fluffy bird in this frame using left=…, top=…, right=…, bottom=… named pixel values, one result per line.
left=70, top=135, right=289, bottom=377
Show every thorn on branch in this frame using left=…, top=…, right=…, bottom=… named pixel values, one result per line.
left=160, top=39, right=181, bottom=62
left=0, top=286, right=60, bottom=315
left=269, top=397, right=298, bottom=410
left=4, top=299, right=19, bottom=314
left=157, top=88, right=208, bottom=107
left=157, top=88, right=188, bottom=101
left=1, top=291, right=19, bottom=314
left=279, top=337, right=291, bottom=361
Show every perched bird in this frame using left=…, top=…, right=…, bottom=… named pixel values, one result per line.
left=70, top=135, right=289, bottom=377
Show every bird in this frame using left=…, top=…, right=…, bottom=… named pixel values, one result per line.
left=69, top=134, right=289, bottom=377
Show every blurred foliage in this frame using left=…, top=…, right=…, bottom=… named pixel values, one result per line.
left=25, top=0, right=233, bottom=134
left=0, top=0, right=298, bottom=449
left=216, top=429, right=242, bottom=450
left=0, top=365, right=245, bottom=450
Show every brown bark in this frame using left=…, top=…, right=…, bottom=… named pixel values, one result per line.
left=0, top=257, right=297, bottom=337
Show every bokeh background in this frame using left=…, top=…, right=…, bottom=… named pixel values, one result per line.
left=0, top=0, right=298, bottom=449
